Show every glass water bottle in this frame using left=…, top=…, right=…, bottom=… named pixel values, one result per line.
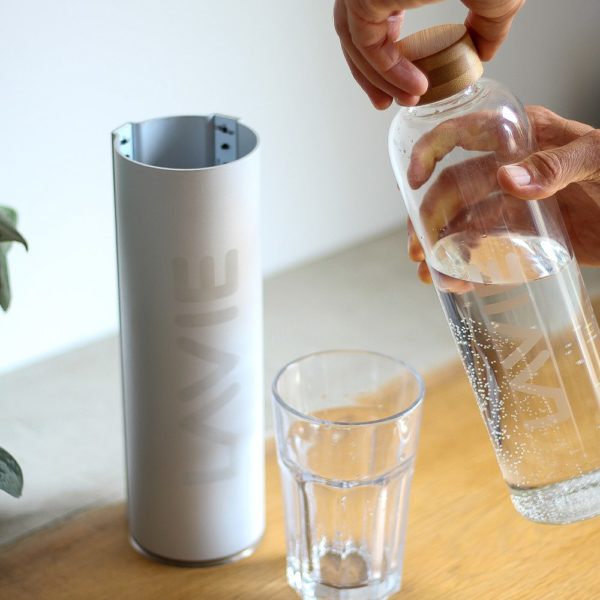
left=388, top=24, right=600, bottom=524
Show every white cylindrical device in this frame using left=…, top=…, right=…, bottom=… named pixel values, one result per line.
left=112, top=114, right=264, bottom=565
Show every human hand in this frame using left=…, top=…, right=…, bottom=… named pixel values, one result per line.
left=407, top=105, right=600, bottom=284
left=333, top=0, right=525, bottom=109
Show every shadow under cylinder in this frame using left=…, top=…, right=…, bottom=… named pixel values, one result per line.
left=112, top=115, right=264, bottom=564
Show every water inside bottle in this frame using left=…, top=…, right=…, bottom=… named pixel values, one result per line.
left=430, top=232, right=600, bottom=523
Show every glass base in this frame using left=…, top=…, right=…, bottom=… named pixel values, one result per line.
left=287, top=565, right=401, bottom=600
left=510, top=468, right=600, bottom=524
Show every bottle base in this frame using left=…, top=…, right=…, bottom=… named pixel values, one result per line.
left=129, top=534, right=262, bottom=568
left=510, top=468, right=600, bottom=524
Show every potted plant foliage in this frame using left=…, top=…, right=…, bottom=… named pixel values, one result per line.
left=0, top=206, right=27, bottom=498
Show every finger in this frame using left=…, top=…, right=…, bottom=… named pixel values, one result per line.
left=417, top=261, right=432, bottom=283
left=420, top=153, right=499, bottom=239
left=497, top=130, right=600, bottom=200
left=463, top=0, right=525, bottom=61
left=344, top=44, right=421, bottom=105
left=422, top=261, right=476, bottom=294
left=336, top=4, right=421, bottom=106
left=406, top=104, right=595, bottom=192
left=386, top=10, right=403, bottom=42
left=407, top=218, right=425, bottom=262
left=526, top=105, right=594, bottom=150
left=341, top=31, right=421, bottom=105
left=407, top=111, right=517, bottom=189
left=345, top=2, right=429, bottom=97
left=342, top=48, right=393, bottom=109
left=411, top=221, right=479, bottom=294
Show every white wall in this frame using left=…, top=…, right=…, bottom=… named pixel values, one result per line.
left=1, top=0, right=599, bottom=374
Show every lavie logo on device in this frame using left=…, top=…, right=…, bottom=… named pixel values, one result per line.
left=480, top=282, right=570, bottom=431
left=172, top=250, right=241, bottom=483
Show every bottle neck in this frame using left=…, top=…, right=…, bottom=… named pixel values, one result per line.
left=406, top=79, right=486, bottom=119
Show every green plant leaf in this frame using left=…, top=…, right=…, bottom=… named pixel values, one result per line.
left=0, top=206, right=27, bottom=249
left=0, top=206, right=27, bottom=312
left=0, top=206, right=16, bottom=225
left=0, top=447, right=23, bottom=498
left=0, top=249, right=10, bottom=311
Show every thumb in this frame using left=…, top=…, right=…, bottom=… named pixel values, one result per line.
left=497, top=131, right=600, bottom=200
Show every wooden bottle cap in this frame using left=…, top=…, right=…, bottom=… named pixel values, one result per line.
left=398, top=24, right=484, bottom=105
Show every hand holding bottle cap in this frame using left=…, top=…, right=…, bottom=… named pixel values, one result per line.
left=333, top=0, right=525, bottom=108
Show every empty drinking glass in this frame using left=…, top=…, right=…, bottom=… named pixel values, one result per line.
left=272, top=350, right=424, bottom=600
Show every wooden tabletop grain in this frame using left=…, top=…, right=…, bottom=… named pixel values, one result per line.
left=2, top=361, right=600, bottom=599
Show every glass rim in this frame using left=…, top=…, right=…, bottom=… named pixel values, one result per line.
left=271, top=349, right=425, bottom=427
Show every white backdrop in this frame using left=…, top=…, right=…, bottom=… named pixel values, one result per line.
left=1, top=0, right=599, bottom=373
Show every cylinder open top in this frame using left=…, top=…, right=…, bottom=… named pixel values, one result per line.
left=113, top=114, right=258, bottom=170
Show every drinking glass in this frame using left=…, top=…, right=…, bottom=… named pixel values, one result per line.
left=272, top=350, right=424, bottom=600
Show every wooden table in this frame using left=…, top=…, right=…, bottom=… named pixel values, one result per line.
left=2, top=362, right=600, bottom=599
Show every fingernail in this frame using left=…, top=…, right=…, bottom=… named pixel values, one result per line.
left=504, top=165, right=532, bottom=186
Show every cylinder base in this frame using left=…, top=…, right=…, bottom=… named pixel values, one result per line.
left=129, top=534, right=263, bottom=568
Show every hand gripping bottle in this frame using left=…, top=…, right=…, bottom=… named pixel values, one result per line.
left=389, top=25, right=600, bottom=524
